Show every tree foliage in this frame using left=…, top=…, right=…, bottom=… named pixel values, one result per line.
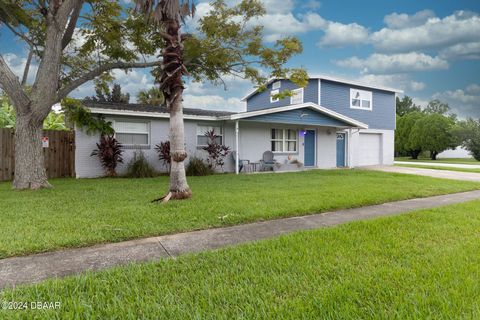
left=395, top=111, right=425, bottom=159
left=137, top=87, right=164, bottom=105
left=396, top=96, right=421, bottom=117
left=409, top=113, right=457, bottom=160
left=86, top=83, right=130, bottom=103
left=62, top=98, right=114, bottom=135
left=456, top=118, right=480, bottom=161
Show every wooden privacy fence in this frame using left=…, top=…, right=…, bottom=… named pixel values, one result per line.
left=0, top=128, right=75, bottom=181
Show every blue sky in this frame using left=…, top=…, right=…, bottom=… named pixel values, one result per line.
left=1, top=0, right=479, bottom=118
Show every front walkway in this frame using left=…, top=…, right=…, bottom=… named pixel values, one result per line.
left=365, top=165, right=480, bottom=182
left=1, top=190, right=479, bottom=290
left=395, top=161, right=480, bottom=169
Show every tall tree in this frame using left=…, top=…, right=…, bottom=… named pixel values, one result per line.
left=136, top=0, right=307, bottom=201
left=456, top=118, right=480, bottom=161
left=0, top=1, right=165, bottom=189
left=395, top=111, right=425, bottom=159
left=396, top=96, right=421, bottom=117
left=87, top=83, right=130, bottom=103
left=409, top=113, right=457, bottom=160
left=137, top=87, right=164, bottom=105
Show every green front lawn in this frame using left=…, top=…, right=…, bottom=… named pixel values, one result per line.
left=395, top=156, right=479, bottom=165
left=396, top=164, right=480, bottom=174
left=0, top=170, right=479, bottom=259
left=2, top=200, right=480, bottom=319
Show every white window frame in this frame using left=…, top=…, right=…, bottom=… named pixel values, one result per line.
left=197, top=124, right=223, bottom=147
left=113, top=120, right=150, bottom=147
left=272, top=81, right=281, bottom=90
left=350, top=88, right=373, bottom=111
left=270, top=89, right=280, bottom=103
left=270, top=128, right=298, bottom=154
left=290, top=88, right=304, bottom=105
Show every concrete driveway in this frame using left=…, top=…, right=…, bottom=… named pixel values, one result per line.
left=364, top=165, right=480, bottom=182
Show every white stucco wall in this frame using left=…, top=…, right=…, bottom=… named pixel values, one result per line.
left=348, top=129, right=394, bottom=167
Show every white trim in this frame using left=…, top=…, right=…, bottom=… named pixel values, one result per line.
left=225, top=102, right=369, bottom=129
left=241, top=75, right=403, bottom=101
left=270, top=128, right=299, bottom=153
left=318, top=79, right=321, bottom=105
left=272, top=81, right=281, bottom=90
left=89, top=108, right=219, bottom=121
left=290, top=88, right=304, bottom=105
left=196, top=124, right=223, bottom=147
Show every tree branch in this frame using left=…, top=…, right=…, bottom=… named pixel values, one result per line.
left=21, top=49, right=34, bottom=86
left=0, top=54, right=31, bottom=113
left=57, top=60, right=163, bottom=101
left=62, top=0, right=84, bottom=50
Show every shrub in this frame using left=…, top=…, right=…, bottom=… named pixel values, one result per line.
left=91, top=135, right=123, bottom=177
left=186, top=157, right=213, bottom=176
left=125, top=151, right=156, bottom=178
left=155, top=140, right=171, bottom=172
left=201, top=129, right=230, bottom=171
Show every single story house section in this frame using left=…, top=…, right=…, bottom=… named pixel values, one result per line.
left=75, top=75, right=402, bottom=178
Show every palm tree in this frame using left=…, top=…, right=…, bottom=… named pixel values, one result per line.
left=136, top=0, right=195, bottom=201
left=137, top=87, right=165, bottom=106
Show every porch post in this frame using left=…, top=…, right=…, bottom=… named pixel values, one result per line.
left=235, top=120, right=239, bottom=175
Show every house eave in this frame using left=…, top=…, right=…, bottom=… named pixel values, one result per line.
left=88, top=108, right=221, bottom=121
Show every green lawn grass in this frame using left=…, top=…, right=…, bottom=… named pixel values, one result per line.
left=395, top=156, right=479, bottom=165
left=396, top=164, right=480, bottom=174
left=0, top=170, right=479, bottom=259
left=2, top=200, right=479, bottom=319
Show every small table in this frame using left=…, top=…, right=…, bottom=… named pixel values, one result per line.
left=244, top=162, right=260, bottom=173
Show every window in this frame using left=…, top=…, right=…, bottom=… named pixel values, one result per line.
left=290, top=88, right=304, bottom=105
left=271, top=129, right=298, bottom=153
left=114, top=121, right=149, bottom=146
left=270, top=89, right=279, bottom=103
left=350, top=88, right=372, bottom=110
left=272, top=81, right=281, bottom=90
left=197, top=125, right=223, bottom=146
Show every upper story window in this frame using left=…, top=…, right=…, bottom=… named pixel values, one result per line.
left=270, top=89, right=279, bottom=103
left=114, top=121, right=150, bottom=147
left=272, top=81, right=281, bottom=90
left=271, top=129, right=298, bottom=153
left=350, top=88, right=372, bottom=111
left=290, top=88, right=304, bottom=105
left=197, top=125, right=223, bottom=146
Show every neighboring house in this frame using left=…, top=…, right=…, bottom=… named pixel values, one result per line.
left=75, top=75, right=402, bottom=178
left=438, top=147, right=472, bottom=159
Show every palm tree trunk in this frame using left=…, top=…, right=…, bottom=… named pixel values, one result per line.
left=156, top=14, right=191, bottom=201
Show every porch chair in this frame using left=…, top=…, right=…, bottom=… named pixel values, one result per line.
left=232, top=151, right=250, bottom=173
left=260, top=151, right=276, bottom=171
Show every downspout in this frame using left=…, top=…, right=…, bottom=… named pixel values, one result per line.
left=235, top=120, right=239, bottom=175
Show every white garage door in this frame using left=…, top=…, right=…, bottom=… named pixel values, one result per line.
left=358, top=133, right=382, bottom=166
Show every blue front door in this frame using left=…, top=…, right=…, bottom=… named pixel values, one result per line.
left=304, top=130, right=315, bottom=167
left=336, top=133, right=346, bottom=167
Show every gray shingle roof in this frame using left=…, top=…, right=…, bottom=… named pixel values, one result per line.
left=82, top=100, right=237, bottom=117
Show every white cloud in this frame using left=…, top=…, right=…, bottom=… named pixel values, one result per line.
left=336, top=52, right=448, bottom=74
left=372, top=11, right=480, bottom=53
left=257, top=12, right=326, bottom=42
left=383, top=10, right=435, bottom=29
left=355, top=74, right=425, bottom=92
left=439, top=42, right=480, bottom=60
left=318, top=22, right=369, bottom=47
left=183, top=94, right=245, bottom=112
left=2, top=52, right=38, bottom=85
left=432, top=84, right=480, bottom=118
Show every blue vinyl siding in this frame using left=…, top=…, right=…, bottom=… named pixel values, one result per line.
left=243, top=108, right=348, bottom=127
left=320, top=80, right=396, bottom=130
left=247, top=79, right=318, bottom=112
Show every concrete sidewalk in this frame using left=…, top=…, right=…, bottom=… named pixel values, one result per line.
left=395, top=161, right=480, bottom=169
left=1, top=190, right=480, bottom=290
left=365, top=165, right=480, bottom=182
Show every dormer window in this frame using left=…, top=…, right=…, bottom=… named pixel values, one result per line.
left=272, top=81, right=281, bottom=90
left=290, top=88, right=304, bottom=105
left=350, top=88, right=372, bottom=110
